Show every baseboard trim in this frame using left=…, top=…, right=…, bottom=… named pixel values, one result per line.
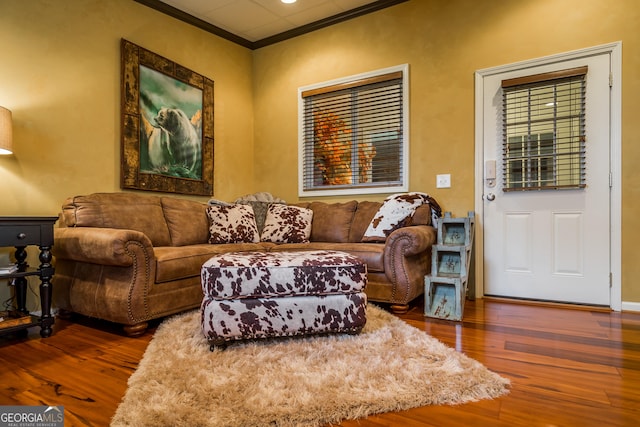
left=481, top=296, right=610, bottom=312
left=621, top=301, right=640, bottom=313
left=483, top=296, right=640, bottom=313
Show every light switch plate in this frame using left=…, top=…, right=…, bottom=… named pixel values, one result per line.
left=436, top=174, right=451, bottom=188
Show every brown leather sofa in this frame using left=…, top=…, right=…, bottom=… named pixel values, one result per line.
left=52, top=192, right=437, bottom=336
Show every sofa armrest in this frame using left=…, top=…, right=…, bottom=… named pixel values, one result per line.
left=384, top=225, right=437, bottom=258
left=383, top=225, right=437, bottom=304
left=53, top=227, right=155, bottom=266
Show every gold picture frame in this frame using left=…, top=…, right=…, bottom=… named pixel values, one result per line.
left=120, top=39, right=214, bottom=196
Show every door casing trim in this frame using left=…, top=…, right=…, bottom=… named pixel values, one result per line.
left=474, top=42, right=622, bottom=310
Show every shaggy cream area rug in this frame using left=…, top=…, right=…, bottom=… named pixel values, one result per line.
left=111, top=305, right=509, bottom=427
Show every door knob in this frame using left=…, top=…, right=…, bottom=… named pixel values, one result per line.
left=486, top=193, right=495, bottom=201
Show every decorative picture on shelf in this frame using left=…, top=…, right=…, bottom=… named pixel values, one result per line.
left=443, top=224, right=466, bottom=245
left=120, top=39, right=214, bottom=196
left=437, top=253, right=461, bottom=276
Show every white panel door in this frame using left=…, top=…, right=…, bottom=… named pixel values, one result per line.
left=482, top=53, right=611, bottom=305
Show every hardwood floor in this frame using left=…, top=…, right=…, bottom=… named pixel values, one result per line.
left=1, top=299, right=639, bottom=426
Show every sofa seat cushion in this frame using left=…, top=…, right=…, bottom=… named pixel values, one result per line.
left=154, top=243, right=275, bottom=283
left=268, top=242, right=385, bottom=273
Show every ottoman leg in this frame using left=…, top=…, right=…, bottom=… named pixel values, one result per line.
left=209, top=340, right=227, bottom=352
left=346, top=326, right=364, bottom=335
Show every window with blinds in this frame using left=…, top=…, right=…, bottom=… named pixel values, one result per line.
left=298, top=65, right=408, bottom=197
left=502, top=66, right=587, bottom=191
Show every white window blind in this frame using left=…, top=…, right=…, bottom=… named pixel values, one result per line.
left=299, top=65, right=408, bottom=197
left=502, top=66, right=587, bottom=191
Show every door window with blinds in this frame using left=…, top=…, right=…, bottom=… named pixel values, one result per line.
left=298, top=64, right=409, bottom=197
left=502, top=66, right=587, bottom=191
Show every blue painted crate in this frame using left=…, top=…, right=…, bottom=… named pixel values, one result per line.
left=424, top=276, right=467, bottom=321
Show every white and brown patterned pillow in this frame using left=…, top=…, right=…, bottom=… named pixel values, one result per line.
left=207, top=204, right=260, bottom=244
left=236, top=201, right=277, bottom=235
left=260, top=204, right=313, bottom=243
left=362, top=192, right=433, bottom=242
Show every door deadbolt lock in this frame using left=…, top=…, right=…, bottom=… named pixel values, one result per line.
left=485, top=160, right=496, bottom=188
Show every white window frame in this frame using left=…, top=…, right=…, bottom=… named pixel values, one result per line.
left=297, top=64, right=409, bottom=197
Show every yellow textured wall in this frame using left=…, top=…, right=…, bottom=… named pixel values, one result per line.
left=0, top=0, right=254, bottom=214
left=252, top=0, right=640, bottom=303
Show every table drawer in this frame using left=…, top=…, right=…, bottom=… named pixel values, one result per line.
left=0, top=225, right=44, bottom=246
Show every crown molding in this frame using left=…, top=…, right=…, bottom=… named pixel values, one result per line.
left=134, top=0, right=408, bottom=50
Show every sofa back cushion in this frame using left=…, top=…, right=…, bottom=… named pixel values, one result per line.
left=285, top=199, right=436, bottom=243
left=161, top=197, right=209, bottom=246
left=410, top=205, right=434, bottom=227
left=61, top=193, right=172, bottom=246
left=307, top=201, right=357, bottom=243
left=348, top=201, right=382, bottom=242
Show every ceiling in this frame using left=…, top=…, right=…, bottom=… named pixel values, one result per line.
left=135, top=0, right=407, bottom=49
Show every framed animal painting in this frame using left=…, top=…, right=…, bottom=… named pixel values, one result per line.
left=120, top=39, right=214, bottom=195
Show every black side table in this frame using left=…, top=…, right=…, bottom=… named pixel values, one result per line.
left=0, top=216, right=58, bottom=338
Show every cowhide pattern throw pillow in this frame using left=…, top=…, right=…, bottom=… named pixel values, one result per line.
left=362, top=192, right=440, bottom=242
left=236, top=201, right=277, bottom=235
left=260, top=204, right=313, bottom=243
left=207, top=204, right=260, bottom=244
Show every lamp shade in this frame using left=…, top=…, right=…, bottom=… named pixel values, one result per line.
left=0, top=106, right=13, bottom=155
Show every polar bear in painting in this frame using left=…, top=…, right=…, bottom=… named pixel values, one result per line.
left=153, top=107, right=201, bottom=174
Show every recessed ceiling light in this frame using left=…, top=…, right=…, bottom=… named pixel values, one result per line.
left=281, top=0, right=297, bottom=3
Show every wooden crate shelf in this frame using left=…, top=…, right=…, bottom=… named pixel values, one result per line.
left=425, top=211, right=475, bottom=321
left=432, top=244, right=471, bottom=278
left=437, top=211, right=475, bottom=246
left=424, top=276, right=468, bottom=321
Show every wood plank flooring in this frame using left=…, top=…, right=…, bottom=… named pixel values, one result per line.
left=1, top=298, right=639, bottom=426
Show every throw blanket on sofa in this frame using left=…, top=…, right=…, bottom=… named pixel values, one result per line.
left=362, top=192, right=442, bottom=242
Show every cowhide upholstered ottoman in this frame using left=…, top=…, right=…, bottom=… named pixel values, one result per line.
left=200, top=250, right=367, bottom=349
